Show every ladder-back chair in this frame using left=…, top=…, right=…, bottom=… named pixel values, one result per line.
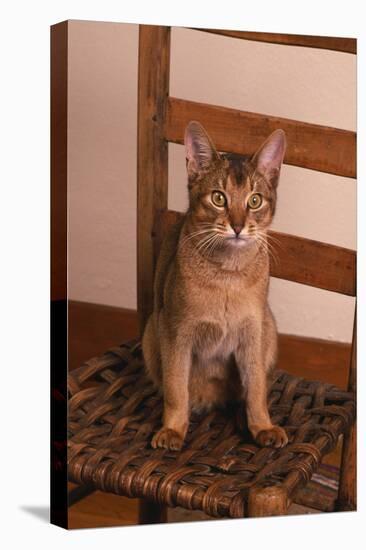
left=67, top=25, right=356, bottom=523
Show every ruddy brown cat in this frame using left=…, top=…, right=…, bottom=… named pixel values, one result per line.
left=142, top=121, right=288, bottom=451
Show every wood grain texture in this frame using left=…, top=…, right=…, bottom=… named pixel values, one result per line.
left=51, top=21, right=68, bottom=301
left=68, top=301, right=139, bottom=371
left=137, top=25, right=171, bottom=334
left=267, top=230, right=356, bottom=296
left=154, top=209, right=356, bottom=296
left=67, top=480, right=317, bottom=527
left=165, top=97, right=356, bottom=178
left=248, top=486, right=288, bottom=517
left=278, top=334, right=350, bottom=390
left=192, top=28, right=357, bottom=54
left=68, top=483, right=138, bottom=529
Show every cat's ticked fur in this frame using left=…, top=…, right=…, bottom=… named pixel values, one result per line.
left=142, top=121, right=288, bottom=451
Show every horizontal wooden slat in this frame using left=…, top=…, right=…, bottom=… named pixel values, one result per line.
left=68, top=302, right=139, bottom=371
left=165, top=97, right=356, bottom=178
left=267, top=229, right=356, bottom=296
left=154, top=209, right=356, bottom=296
left=278, top=334, right=350, bottom=390
left=192, top=28, right=357, bottom=54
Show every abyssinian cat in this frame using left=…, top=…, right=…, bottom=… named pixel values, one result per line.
left=142, top=121, right=288, bottom=451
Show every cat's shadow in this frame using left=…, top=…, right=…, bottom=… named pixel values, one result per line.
left=20, top=505, right=49, bottom=523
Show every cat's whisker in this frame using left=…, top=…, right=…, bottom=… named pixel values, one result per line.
left=206, top=234, right=224, bottom=257
left=182, top=227, right=213, bottom=237
left=255, top=233, right=273, bottom=253
left=195, top=233, right=218, bottom=255
left=180, top=223, right=226, bottom=245
left=261, top=232, right=286, bottom=258
left=180, top=228, right=215, bottom=247
left=204, top=233, right=221, bottom=251
left=203, top=237, right=217, bottom=257
left=261, top=242, right=280, bottom=269
left=180, top=220, right=227, bottom=250
left=266, top=233, right=286, bottom=253
left=258, top=234, right=281, bottom=259
left=198, top=232, right=226, bottom=257
left=254, top=233, right=281, bottom=268
left=197, top=221, right=226, bottom=231
left=195, top=222, right=221, bottom=230
left=253, top=237, right=264, bottom=260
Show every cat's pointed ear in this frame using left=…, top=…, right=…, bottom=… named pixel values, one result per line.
left=184, top=121, right=219, bottom=179
left=252, top=129, right=286, bottom=187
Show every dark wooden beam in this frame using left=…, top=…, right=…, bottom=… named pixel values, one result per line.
left=165, top=97, right=356, bottom=178
left=51, top=21, right=68, bottom=301
left=191, top=28, right=356, bottom=54
left=68, top=301, right=139, bottom=371
left=267, top=230, right=356, bottom=297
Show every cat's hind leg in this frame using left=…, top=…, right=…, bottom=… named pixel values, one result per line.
left=189, top=354, right=240, bottom=413
left=142, top=314, right=162, bottom=387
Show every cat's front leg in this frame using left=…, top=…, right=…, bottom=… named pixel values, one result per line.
left=236, top=320, right=288, bottom=449
left=245, top=369, right=288, bottom=448
left=151, top=333, right=191, bottom=451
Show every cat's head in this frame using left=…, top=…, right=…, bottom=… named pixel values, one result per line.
left=184, top=121, right=286, bottom=255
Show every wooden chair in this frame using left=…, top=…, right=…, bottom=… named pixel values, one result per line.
left=66, top=25, right=356, bottom=523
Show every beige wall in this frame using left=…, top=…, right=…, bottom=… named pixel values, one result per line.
left=68, top=21, right=356, bottom=342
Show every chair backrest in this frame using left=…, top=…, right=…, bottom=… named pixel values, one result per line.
left=136, top=25, right=357, bottom=392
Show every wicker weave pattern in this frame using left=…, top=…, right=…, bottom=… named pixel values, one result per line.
left=68, top=340, right=354, bottom=518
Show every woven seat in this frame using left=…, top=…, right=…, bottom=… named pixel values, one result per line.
left=68, top=339, right=355, bottom=518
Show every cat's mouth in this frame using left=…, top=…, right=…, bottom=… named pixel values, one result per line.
left=225, top=235, right=253, bottom=247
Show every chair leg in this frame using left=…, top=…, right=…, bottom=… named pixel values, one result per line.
left=248, top=485, right=289, bottom=517
left=138, top=498, right=168, bottom=524
left=68, top=483, right=96, bottom=507
left=336, top=422, right=356, bottom=511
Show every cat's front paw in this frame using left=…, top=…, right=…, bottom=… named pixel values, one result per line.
left=151, top=427, right=185, bottom=451
left=255, top=426, right=288, bottom=448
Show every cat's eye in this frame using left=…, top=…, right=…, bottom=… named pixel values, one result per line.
left=247, top=193, right=263, bottom=210
left=211, top=191, right=227, bottom=207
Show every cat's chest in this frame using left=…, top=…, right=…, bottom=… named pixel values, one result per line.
left=190, top=273, right=262, bottom=326
left=191, top=280, right=264, bottom=360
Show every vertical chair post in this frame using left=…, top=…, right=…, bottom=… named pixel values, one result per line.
left=137, top=24, right=171, bottom=334
left=248, top=486, right=289, bottom=517
left=137, top=24, right=171, bottom=524
left=138, top=499, right=168, bottom=525
left=337, top=304, right=357, bottom=511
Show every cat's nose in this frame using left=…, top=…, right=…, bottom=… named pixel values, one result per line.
left=232, top=224, right=243, bottom=236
